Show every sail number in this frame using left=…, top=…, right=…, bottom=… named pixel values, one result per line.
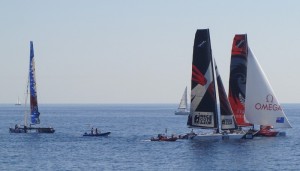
left=222, top=119, right=233, bottom=125
left=194, top=112, right=213, bottom=125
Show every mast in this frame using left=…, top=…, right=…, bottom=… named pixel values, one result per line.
left=187, top=29, right=218, bottom=130
left=211, top=58, right=219, bottom=133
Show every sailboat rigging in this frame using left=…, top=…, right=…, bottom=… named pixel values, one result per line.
left=9, top=41, right=55, bottom=133
left=186, top=29, right=246, bottom=140
left=228, top=34, right=291, bottom=136
left=174, top=87, right=189, bottom=115
left=15, top=96, right=21, bottom=105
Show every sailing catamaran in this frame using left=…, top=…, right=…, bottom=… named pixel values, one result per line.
left=187, top=29, right=246, bottom=140
left=174, top=87, right=190, bottom=115
left=9, top=41, right=55, bottom=133
left=228, top=34, right=292, bottom=136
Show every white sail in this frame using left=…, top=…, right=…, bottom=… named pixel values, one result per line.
left=175, top=87, right=189, bottom=115
left=178, top=87, right=188, bottom=109
left=244, top=47, right=291, bottom=128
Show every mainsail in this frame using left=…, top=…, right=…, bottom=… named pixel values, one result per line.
left=215, top=61, right=237, bottom=130
left=29, top=41, right=40, bottom=124
left=178, top=87, right=188, bottom=110
left=244, top=47, right=292, bottom=128
left=187, top=29, right=218, bottom=129
left=228, top=35, right=252, bottom=127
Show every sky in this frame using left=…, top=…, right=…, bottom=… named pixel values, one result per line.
left=0, top=1, right=299, bottom=104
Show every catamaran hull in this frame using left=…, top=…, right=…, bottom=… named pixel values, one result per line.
left=223, top=133, right=245, bottom=140
left=9, top=127, right=55, bottom=133
left=191, top=133, right=245, bottom=140
left=174, top=111, right=190, bottom=115
left=150, top=137, right=177, bottom=142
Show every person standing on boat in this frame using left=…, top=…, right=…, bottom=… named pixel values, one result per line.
left=24, top=125, right=27, bottom=133
left=95, top=128, right=98, bottom=135
left=91, top=127, right=94, bottom=135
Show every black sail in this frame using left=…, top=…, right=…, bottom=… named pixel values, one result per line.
left=215, top=61, right=237, bottom=130
left=187, top=29, right=218, bottom=129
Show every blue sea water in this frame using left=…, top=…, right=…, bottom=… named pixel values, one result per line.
left=0, top=104, right=299, bottom=171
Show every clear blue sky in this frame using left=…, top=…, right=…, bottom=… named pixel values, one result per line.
left=0, top=1, right=299, bottom=104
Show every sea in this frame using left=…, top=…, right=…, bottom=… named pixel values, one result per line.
left=0, top=104, right=299, bottom=171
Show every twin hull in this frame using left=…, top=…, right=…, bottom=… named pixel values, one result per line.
left=191, top=133, right=246, bottom=140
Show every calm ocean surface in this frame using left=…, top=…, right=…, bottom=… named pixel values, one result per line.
left=0, top=104, right=299, bottom=171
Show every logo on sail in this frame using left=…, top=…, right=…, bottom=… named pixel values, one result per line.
left=236, top=40, right=245, bottom=48
left=266, top=94, right=273, bottom=103
left=198, top=41, right=206, bottom=48
left=254, top=94, right=282, bottom=111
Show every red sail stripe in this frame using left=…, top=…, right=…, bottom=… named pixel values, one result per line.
left=192, top=65, right=207, bottom=86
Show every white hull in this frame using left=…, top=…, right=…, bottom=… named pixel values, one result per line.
left=174, top=111, right=190, bottom=115
left=223, top=133, right=245, bottom=140
left=191, top=133, right=245, bottom=140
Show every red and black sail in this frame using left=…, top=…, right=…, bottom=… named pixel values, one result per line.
left=187, top=29, right=218, bottom=129
left=228, top=34, right=252, bottom=127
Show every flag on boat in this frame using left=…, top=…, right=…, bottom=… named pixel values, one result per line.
left=276, top=117, right=284, bottom=123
